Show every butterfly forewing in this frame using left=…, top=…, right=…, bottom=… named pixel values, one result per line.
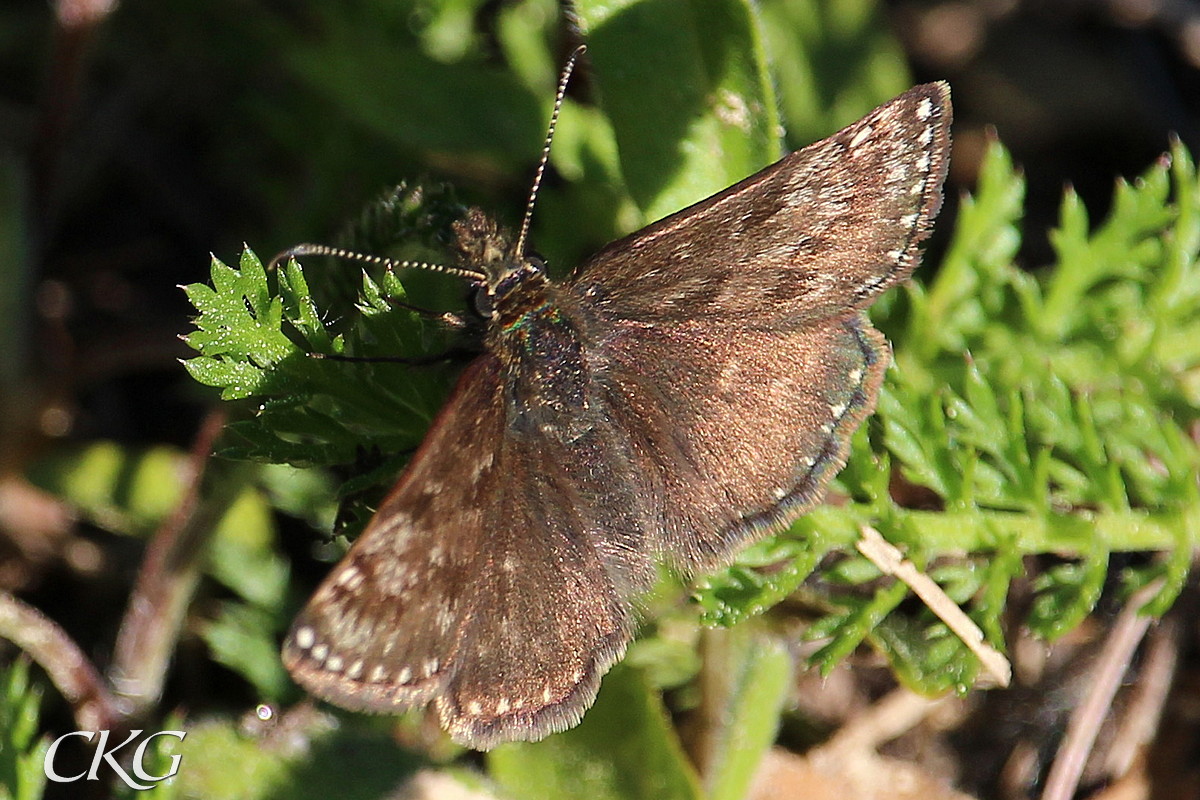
left=283, top=82, right=953, bottom=749
left=285, top=356, right=636, bottom=748
left=432, top=419, right=636, bottom=748
left=283, top=358, right=507, bottom=713
left=570, top=83, right=951, bottom=326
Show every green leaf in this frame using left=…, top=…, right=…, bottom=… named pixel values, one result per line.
left=182, top=247, right=455, bottom=500
left=697, top=630, right=792, bottom=800
left=809, top=578, right=910, bottom=673
left=1029, top=550, right=1110, bottom=640
left=25, top=442, right=190, bottom=537
left=692, top=516, right=827, bottom=627
left=573, top=0, right=780, bottom=222
left=759, top=0, right=914, bottom=149
left=0, top=660, right=48, bottom=800
left=210, top=486, right=288, bottom=608
left=177, top=714, right=422, bottom=800
left=199, top=603, right=292, bottom=701
left=905, top=135, right=1025, bottom=364
left=284, top=11, right=544, bottom=165
left=488, top=665, right=702, bottom=800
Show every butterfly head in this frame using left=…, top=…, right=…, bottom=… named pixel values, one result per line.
left=453, top=207, right=549, bottom=321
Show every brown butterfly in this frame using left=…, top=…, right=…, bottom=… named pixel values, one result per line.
left=282, top=55, right=952, bottom=749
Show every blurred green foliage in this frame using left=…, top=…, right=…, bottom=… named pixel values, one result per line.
left=0, top=661, right=48, bottom=800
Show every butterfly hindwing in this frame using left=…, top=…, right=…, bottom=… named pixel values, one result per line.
left=585, top=314, right=887, bottom=572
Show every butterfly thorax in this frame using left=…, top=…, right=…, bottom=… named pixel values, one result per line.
left=486, top=266, right=592, bottom=443
left=447, top=208, right=593, bottom=442
left=451, top=207, right=595, bottom=439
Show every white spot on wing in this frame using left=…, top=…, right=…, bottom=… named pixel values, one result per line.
left=294, top=626, right=315, bottom=649
left=336, top=567, right=363, bottom=591
left=848, top=124, right=873, bottom=149
left=917, top=97, right=933, bottom=120
left=436, top=600, right=455, bottom=633
left=471, top=454, right=492, bottom=479
left=379, top=561, right=411, bottom=588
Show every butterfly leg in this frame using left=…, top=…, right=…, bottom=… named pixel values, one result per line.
left=383, top=298, right=471, bottom=330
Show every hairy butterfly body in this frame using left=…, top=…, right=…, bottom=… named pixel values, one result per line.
left=284, top=80, right=952, bottom=749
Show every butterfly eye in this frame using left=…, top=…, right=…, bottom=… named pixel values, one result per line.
left=473, top=256, right=546, bottom=319
left=472, top=286, right=495, bottom=318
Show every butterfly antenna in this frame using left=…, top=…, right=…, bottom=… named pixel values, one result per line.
left=513, top=44, right=586, bottom=259
left=268, top=243, right=487, bottom=283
